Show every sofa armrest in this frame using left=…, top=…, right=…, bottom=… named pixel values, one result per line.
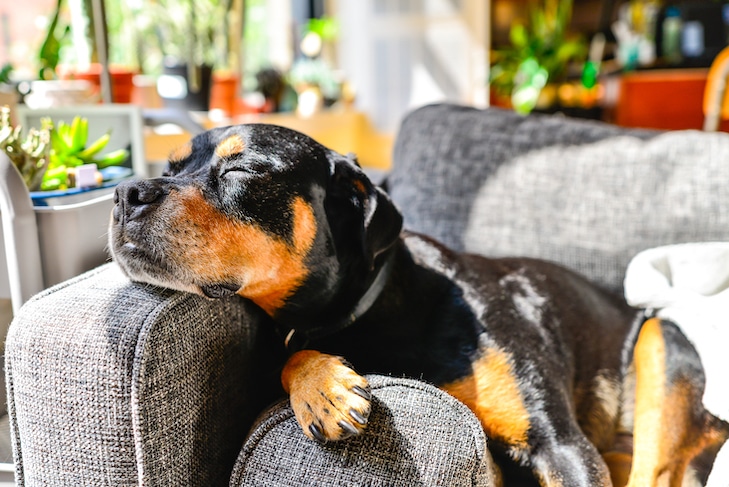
left=231, top=375, right=497, bottom=486
left=5, top=263, right=281, bottom=486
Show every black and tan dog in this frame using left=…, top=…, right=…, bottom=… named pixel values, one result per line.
left=109, top=124, right=728, bottom=486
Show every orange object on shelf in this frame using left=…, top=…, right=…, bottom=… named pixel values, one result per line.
left=615, top=68, right=729, bottom=132
left=209, top=73, right=240, bottom=116
left=58, top=64, right=137, bottom=104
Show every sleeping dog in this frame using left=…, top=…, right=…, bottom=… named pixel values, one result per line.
left=109, top=124, right=728, bottom=486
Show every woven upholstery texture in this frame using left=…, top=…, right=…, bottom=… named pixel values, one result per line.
left=388, top=104, right=729, bottom=293
left=5, top=263, right=277, bottom=487
left=232, top=375, right=495, bottom=487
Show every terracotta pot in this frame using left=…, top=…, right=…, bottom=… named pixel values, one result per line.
left=210, top=73, right=240, bottom=115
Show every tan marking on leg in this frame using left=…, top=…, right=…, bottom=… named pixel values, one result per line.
left=442, top=347, right=531, bottom=448
left=627, top=318, right=729, bottom=487
left=663, top=382, right=729, bottom=487
left=215, top=134, right=246, bottom=159
left=627, top=317, right=668, bottom=486
left=282, top=350, right=370, bottom=441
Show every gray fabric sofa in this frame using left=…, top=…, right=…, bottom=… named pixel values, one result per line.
left=6, top=104, right=729, bottom=486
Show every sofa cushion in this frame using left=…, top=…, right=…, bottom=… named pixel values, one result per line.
left=231, top=375, right=497, bottom=486
left=388, top=104, right=729, bottom=293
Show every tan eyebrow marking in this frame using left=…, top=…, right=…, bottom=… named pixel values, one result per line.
left=215, top=134, right=246, bottom=159
left=168, top=141, right=193, bottom=164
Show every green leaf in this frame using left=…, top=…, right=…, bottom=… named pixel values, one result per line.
left=531, top=9, right=547, bottom=40
left=38, top=0, right=65, bottom=79
left=556, top=40, right=587, bottom=61
left=510, top=24, right=528, bottom=49
left=64, top=155, right=84, bottom=168
left=70, top=116, right=88, bottom=153
left=49, top=127, right=70, bottom=156
left=93, top=148, right=129, bottom=168
left=77, top=132, right=111, bottom=161
left=41, top=166, right=68, bottom=191
left=57, top=120, right=74, bottom=149
left=40, top=177, right=64, bottom=191
left=557, top=0, right=573, bottom=35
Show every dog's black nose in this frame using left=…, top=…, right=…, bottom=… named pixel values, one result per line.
left=114, top=179, right=166, bottom=222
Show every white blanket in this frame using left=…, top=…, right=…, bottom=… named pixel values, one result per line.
left=624, top=242, right=729, bottom=486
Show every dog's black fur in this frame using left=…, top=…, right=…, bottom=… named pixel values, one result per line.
left=110, top=124, right=729, bottom=486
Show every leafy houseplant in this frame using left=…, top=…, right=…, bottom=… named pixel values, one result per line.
left=0, top=107, right=128, bottom=192
left=490, top=0, right=587, bottom=114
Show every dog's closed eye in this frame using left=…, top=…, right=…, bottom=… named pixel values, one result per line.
left=220, top=162, right=269, bottom=179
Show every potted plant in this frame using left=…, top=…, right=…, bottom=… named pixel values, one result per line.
left=34, top=0, right=137, bottom=104
left=0, top=105, right=139, bottom=308
left=127, top=0, right=245, bottom=113
left=0, top=107, right=131, bottom=193
left=490, top=0, right=587, bottom=114
left=28, top=0, right=137, bottom=108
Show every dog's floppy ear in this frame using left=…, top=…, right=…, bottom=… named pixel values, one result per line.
left=326, top=152, right=403, bottom=268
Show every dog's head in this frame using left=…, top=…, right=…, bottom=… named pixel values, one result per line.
left=109, top=124, right=402, bottom=317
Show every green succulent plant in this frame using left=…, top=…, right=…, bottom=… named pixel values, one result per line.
left=0, top=107, right=129, bottom=192
left=44, top=116, right=129, bottom=191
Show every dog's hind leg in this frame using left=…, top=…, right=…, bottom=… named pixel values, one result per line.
left=627, top=318, right=729, bottom=487
left=443, top=345, right=613, bottom=486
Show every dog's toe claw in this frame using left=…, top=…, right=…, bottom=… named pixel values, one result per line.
left=338, top=419, right=360, bottom=437
left=349, top=408, right=369, bottom=425
left=309, top=423, right=326, bottom=443
left=352, top=385, right=372, bottom=401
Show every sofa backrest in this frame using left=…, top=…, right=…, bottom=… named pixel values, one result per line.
left=387, top=104, right=729, bottom=293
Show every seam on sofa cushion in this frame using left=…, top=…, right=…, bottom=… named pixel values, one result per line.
left=4, top=332, right=24, bottom=485
left=127, top=290, right=196, bottom=485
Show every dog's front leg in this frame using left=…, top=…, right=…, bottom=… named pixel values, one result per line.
left=282, top=350, right=372, bottom=442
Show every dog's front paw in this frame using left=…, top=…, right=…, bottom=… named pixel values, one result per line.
left=281, top=350, right=371, bottom=442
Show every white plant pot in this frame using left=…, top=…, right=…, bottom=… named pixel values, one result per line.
left=0, top=155, right=120, bottom=314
